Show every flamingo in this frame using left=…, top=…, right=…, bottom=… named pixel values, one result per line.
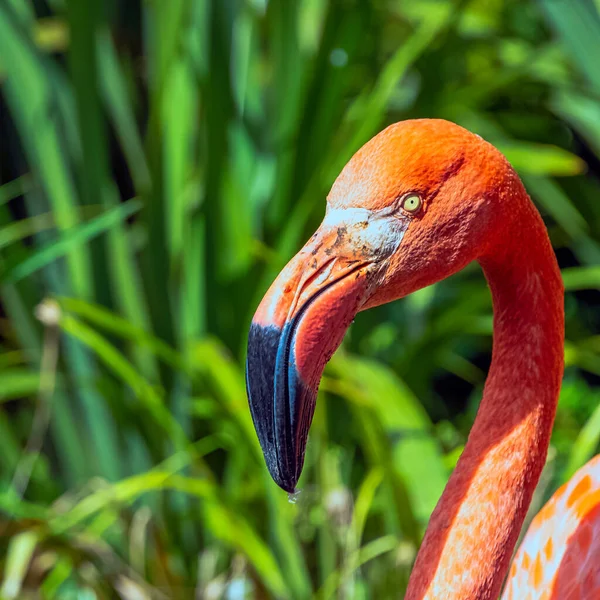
left=245, top=119, right=600, bottom=599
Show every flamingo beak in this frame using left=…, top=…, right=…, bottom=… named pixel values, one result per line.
left=246, top=208, right=408, bottom=492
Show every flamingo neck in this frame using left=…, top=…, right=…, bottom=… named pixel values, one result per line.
left=405, top=206, right=564, bottom=600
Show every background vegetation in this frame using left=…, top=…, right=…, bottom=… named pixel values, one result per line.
left=1, top=0, right=600, bottom=597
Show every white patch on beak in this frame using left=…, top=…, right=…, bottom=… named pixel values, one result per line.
left=322, top=206, right=409, bottom=260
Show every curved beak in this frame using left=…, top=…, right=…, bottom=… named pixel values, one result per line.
left=246, top=208, right=408, bottom=492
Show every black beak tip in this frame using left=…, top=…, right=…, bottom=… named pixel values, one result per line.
left=246, top=322, right=310, bottom=493
left=266, top=463, right=298, bottom=494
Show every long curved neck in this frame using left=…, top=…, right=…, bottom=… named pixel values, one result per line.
left=406, top=202, right=564, bottom=600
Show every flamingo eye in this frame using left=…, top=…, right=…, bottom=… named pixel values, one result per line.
left=400, top=193, right=422, bottom=214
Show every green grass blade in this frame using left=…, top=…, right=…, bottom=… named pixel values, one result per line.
left=551, top=90, right=600, bottom=158
left=59, top=314, right=189, bottom=451
left=58, top=297, right=183, bottom=369
left=498, top=142, right=586, bottom=177
left=0, top=369, right=41, bottom=402
left=333, top=2, right=455, bottom=177
left=329, top=353, right=448, bottom=526
left=565, top=402, right=600, bottom=480
left=0, top=2, right=92, bottom=298
left=1, top=200, right=142, bottom=285
left=542, top=0, right=600, bottom=94
left=562, top=266, right=600, bottom=290
left=0, top=175, right=35, bottom=207
left=522, top=175, right=588, bottom=239
left=97, top=31, right=151, bottom=194
left=0, top=531, right=39, bottom=599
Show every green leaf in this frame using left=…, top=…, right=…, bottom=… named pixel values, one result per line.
left=499, top=142, right=586, bottom=177
left=58, top=297, right=183, bottom=369
left=0, top=175, right=34, bottom=207
left=523, top=175, right=588, bottom=239
left=0, top=2, right=92, bottom=297
left=0, top=531, right=38, bottom=599
left=328, top=353, right=448, bottom=525
left=1, top=200, right=142, bottom=284
left=562, top=267, right=600, bottom=291
left=566, top=403, right=600, bottom=480
left=551, top=90, right=600, bottom=158
left=0, top=369, right=40, bottom=402
left=542, top=0, right=600, bottom=94
left=50, top=468, right=289, bottom=598
left=97, top=31, right=151, bottom=193
left=59, top=314, right=188, bottom=450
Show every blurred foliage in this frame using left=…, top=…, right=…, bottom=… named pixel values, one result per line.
left=1, top=0, right=600, bottom=597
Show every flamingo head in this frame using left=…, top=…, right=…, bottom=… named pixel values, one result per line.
left=246, top=119, right=517, bottom=492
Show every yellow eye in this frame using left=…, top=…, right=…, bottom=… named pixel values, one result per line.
left=401, top=193, right=422, bottom=214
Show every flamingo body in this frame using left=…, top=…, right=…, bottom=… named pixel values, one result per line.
left=503, top=455, right=600, bottom=599
left=245, top=119, right=600, bottom=598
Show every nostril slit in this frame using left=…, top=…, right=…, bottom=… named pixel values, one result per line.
left=297, top=255, right=338, bottom=299
left=313, top=258, right=338, bottom=287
